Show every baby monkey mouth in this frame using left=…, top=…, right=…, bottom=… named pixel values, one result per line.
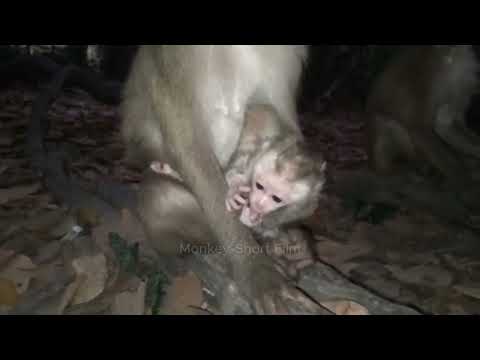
left=245, top=204, right=263, bottom=225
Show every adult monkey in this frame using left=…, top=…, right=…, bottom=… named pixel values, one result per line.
left=121, top=45, right=311, bottom=314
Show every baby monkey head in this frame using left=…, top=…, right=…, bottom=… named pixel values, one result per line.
left=249, top=138, right=327, bottom=219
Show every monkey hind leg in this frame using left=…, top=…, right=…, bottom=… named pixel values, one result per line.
left=412, top=129, right=470, bottom=186
left=435, top=106, right=480, bottom=159
left=121, top=93, right=167, bottom=169
left=137, top=174, right=217, bottom=257
left=370, top=114, right=418, bottom=175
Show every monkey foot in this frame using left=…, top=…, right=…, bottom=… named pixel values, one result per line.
left=150, top=161, right=183, bottom=182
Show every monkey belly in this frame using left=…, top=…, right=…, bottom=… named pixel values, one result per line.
left=138, top=174, right=217, bottom=256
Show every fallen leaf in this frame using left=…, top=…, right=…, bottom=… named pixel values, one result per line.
left=0, top=255, right=37, bottom=294
left=0, top=249, right=16, bottom=268
left=87, top=163, right=109, bottom=176
left=29, top=259, right=71, bottom=291
left=351, top=262, right=392, bottom=280
left=112, top=280, right=147, bottom=315
left=81, top=170, right=99, bottom=182
left=57, top=275, right=87, bottom=314
left=0, top=278, right=18, bottom=307
left=364, top=278, right=404, bottom=301
left=454, top=285, right=480, bottom=300
left=33, top=241, right=63, bottom=265
left=29, top=193, right=55, bottom=209
left=387, top=264, right=453, bottom=288
left=315, top=237, right=372, bottom=266
left=0, top=183, right=42, bottom=205
left=72, top=137, right=97, bottom=146
left=22, top=209, right=68, bottom=233
left=48, top=214, right=78, bottom=238
left=0, top=130, right=15, bottom=146
left=161, top=272, right=204, bottom=315
left=0, top=164, right=8, bottom=175
left=71, top=254, right=108, bottom=305
left=9, top=272, right=76, bottom=315
left=336, top=262, right=362, bottom=275
left=320, top=300, right=370, bottom=315
left=448, top=304, right=468, bottom=315
left=75, top=207, right=102, bottom=228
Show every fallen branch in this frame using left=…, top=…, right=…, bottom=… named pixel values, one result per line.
left=187, top=252, right=420, bottom=315
left=298, top=263, right=420, bottom=315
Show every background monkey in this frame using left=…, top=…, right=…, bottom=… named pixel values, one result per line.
left=151, top=104, right=327, bottom=232
left=121, top=45, right=310, bottom=314
left=366, top=45, right=480, bottom=186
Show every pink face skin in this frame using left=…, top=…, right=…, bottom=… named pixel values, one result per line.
left=226, top=150, right=313, bottom=228
left=242, top=171, right=294, bottom=226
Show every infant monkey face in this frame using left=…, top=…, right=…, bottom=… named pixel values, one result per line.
left=246, top=171, right=294, bottom=223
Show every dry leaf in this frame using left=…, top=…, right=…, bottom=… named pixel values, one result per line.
left=22, top=209, right=68, bottom=233
left=0, top=255, right=37, bottom=294
left=30, top=260, right=67, bottom=290
left=88, top=163, right=109, bottom=176
left=0, top=278, right=18, bottom=307
left=320, top=300, right=370, bottom=315
left=453, top=285, right=480, bottom=300
left=57, top=275, right=87, bottom=314
left=0, top=130, right=14, bottom=146
left=33, top=241, right=63, bottom=265
left=81, top=170, right=99, bottom=182
left=71, top=254, right=108, bottom=305
left=161, top=272, right=204, bottom=315
left=387, top=264, right=453, bottom=288
left=75, top=207, right=102, bottom=228
left=448, top=304, right=468, bottom=315
left=0, top=249, right=16, bottom=268
left=111, top=280, right=147, bottom=315
left=72, top=137, right=97, bottom=146
left=363, top=278, right=408, bottom=302
left=33, top=193, right=56, bottom=209
left=0, top=183, right=41, bottom=205
left=0, top=164, right=8, bottom=175
left=48, top=215, right=78, bottom=238
left=315, top=237, right=372, bottom=266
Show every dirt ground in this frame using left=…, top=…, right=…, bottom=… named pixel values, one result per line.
left=1, top=84, right=480, bottom=315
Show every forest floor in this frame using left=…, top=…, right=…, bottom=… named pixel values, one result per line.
left=1, top=84, right=480, bottom=315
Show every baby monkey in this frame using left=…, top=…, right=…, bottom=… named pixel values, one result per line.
left=151, top=104, right=327, bottom=232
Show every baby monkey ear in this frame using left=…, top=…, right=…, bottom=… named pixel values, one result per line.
left=244, top=103, right=281, bottom=128
left=305, top=144, right=327, bottom=174
left=312, top=156, right=328, bottom=194
left=317, top=160, right=327, bottom=174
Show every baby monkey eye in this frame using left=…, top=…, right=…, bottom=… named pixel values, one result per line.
left=272, top=195, right=282, bottom=203
left=256, top=183, right=264, bottom=191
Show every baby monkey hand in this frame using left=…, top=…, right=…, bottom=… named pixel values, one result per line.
left=226, top=185, right=251, bottom=212
left=225, top=173, right=251, bottom=212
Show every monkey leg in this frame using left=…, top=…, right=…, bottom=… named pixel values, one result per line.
left=121, top=88, right=169, bottom=169
left=369, top=114, right=419, bottom=175
left=411, top=128, right=470, bottom=186
left=435, top=105, right=480, bottom=159
left=150, top=161, right=184, bottom=182
left=137, top=174, right=217, bottom=256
